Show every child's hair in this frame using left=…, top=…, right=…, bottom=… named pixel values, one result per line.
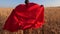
left=25, top=0, right=29, bottom=4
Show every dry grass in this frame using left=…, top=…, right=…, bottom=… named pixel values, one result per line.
left=0, top=7, right=60, bottom=34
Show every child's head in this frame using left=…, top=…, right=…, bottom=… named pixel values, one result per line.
left=25, top=0, right=29, bottom=4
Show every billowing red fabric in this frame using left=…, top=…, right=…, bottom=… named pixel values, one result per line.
left=3, top=3, right=44, bottom=32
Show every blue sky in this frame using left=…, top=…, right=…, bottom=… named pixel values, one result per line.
left=0, top=0, right=60, bottom=8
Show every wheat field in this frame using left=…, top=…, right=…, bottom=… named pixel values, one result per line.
left=0, top=7, right=60, bottom=34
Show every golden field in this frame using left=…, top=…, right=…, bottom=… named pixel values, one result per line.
left=0, top=7, right=60, bottom=34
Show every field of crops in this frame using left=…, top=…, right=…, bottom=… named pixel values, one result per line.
left=0, top=7, right=60, bottom=34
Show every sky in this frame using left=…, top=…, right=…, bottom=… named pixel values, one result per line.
left=0, top=0, right=60, bottom=8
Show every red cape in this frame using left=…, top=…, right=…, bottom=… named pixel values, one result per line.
left=3, top=3, right=44, bottom=32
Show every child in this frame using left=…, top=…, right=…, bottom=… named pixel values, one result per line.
left=3, top=0, right=44, bottom=32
